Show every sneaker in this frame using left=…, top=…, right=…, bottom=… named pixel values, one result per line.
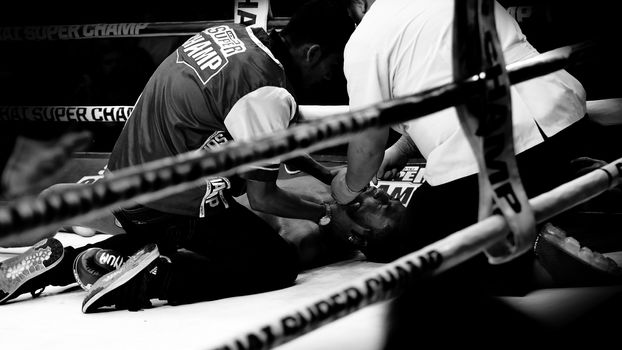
left=73, top=248, right=127, bottom=291
left=0, top=238, right=64, bottom=304
left=82, top=244, right=163, bottom=313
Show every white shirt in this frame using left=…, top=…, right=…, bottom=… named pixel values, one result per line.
left=344, top=0, right=586, bottom=185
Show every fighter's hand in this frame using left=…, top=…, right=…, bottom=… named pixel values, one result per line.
left=1, top=131, right=92, bottom=199
left=377, top=147, right=409, bottom=181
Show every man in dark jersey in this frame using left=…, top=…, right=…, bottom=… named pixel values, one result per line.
left=0, top=0, right=359, bottom=312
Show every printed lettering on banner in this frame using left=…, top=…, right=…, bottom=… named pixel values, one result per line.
left=176, top=25, right=246, bottom=85
left=374, top=165, right=425, bottom=206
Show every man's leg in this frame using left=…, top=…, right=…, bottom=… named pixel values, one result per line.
left=81, top=200, right=299, bottom=311
left=163, top=200, right=299, bottom=304
left=1, top=233, right=151, bottom=305
left=1, top=201, right=169, bottom=304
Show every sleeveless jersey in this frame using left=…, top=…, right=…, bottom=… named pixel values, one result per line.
left=108, top=24, right=297, bottom=217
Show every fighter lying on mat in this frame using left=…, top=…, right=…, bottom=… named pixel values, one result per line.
left=30, top=171, right=406, bottom=266
left=3, top=160, right=620, bottom=309
left=1, top=0, right=359, bottom=311
left=0, top=172, right=406, bottom=305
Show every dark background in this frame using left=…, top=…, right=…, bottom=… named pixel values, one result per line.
left=0, top=0, right=619, bottom=155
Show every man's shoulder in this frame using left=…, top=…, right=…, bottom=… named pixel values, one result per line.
left=174, top=24, right=281, bottom=86
left=223, top=44, right=286, bottom=90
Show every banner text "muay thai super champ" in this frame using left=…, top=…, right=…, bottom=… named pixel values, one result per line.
left=0, top=23, right=149, bottom=40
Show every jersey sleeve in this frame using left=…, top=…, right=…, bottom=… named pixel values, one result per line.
left=224, top=85, right=297, bottom=181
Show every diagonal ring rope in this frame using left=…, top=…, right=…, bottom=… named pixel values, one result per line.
left=206, top=158, right=621, bottom=350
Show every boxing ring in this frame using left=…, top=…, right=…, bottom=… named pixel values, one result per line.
left=1, top=1, right=622, bottom=349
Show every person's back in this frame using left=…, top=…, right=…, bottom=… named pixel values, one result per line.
left=344, top=0, right=586, bottom=185
left=109, top=24, right=292, bottom=217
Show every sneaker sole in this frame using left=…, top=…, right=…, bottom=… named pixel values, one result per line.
left=82, top=244, right=159, bottom=313
left=0, top=238, right=64, bottom=304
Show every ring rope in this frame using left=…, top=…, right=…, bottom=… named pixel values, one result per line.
left=206, top=159, right=622, bottom=350
left=0, top=19, right=288, bottom=41
left=454, top=0, right=536, bottom=264
left=0, top=6, right=614, bottom=350
left=0, top=42, right=592, bottom=242
left=0, top=1, right=610, bottom=348
left=0, top=42, right=591, bottom=124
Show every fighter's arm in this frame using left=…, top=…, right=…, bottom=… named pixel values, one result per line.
left=284, top=105, right=350, bottom=184
left=224, top=87, right=332, bottom=222
left=236, top=175, right=373, bottom=269
left=284, top=154, right=338, bottom=185
left=224, top=87, right=336, bottom=184
left=224, top=87, right=371, bottom=234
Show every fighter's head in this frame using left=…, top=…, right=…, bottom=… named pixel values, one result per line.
left=280, top=0, right=355, bottom=101
left=348, top=187, right=405, bottom=236
left=344, top=187, right=407, bottom=261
